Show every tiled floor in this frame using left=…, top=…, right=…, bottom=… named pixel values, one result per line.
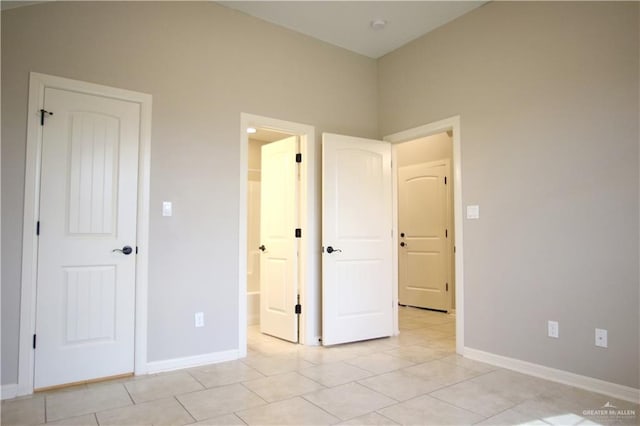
left=2, top=306, right=638, bottom=425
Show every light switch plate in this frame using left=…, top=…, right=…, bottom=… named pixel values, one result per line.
left=547, top=320, right=559, bottom=338
left=162, top=201, right=172, bottom=217
left=466, top=205, right=480, bottom=219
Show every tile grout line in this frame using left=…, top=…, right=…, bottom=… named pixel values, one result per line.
left=299, top=393, right=356, bottom=422
left=172, top=395, right=197, bottom=424
left=122, top=382, right=136, bottom=406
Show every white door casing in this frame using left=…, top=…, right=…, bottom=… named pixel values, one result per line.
left=322, top=133, right=393, bottom=346
left=398, top=160, right=450, bottom=311
left=34, top=87, right=140, bottom=389
left=259, top=136, right=299, bottom=342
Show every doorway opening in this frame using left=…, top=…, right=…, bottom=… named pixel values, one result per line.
left=396, top=131, right=455, bottom=313
left=247, top=128, right=301, bottom=343
left=395, top=131, right=456, bottom=348
left=239, top=114, right=319, bottom=357
left=385, top=116, right=464, bottom=354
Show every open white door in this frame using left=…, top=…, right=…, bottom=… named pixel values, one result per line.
left=322, top=133, right=393, bottom=346
left=398, top=161, right=450, bottom=311
left=259, top=136, right=299, bottom=342
left=35, top=87, right=140, bottom=389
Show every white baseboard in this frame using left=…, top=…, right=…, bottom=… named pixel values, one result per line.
left=1, top=384, right=18, bottom=400
left=146, top=349, right=239, bottom=374
left=463, top=347, right=640, bottom=404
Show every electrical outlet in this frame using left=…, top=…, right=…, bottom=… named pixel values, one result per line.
left=195, top=312, right=204, bottom=328
left=595, top=328, right=607, bottom=348
left=547, top=320, right=559, bottom=338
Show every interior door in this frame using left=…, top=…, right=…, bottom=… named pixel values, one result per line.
left=259, top=136, right=299, bottom=342
left=398, top=160, right=450, bottom=311
left=322, top=133, right=393, bottom=346
left=35, top=87, right=140, bottom=389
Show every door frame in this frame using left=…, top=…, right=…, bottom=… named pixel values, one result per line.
left=17, top=72, right=152, bottom=395
left=239, top=113, right=318, bottom=353
left=384, top=115, right=464, bottom=354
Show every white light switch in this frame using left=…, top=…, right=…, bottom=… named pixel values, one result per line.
left=466, top=205, right=480, bottom=219
left=547, top=320, right=559, bottom=338
left=162, top=201, right=172, bottom=217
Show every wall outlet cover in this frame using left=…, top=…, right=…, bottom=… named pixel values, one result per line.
left=547, top=320, right=559, bottom=338
left=195, top=312, right=204, bottom=328
left=595, top=328, right=608, bottom=348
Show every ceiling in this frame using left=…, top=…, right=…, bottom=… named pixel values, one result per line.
left=2, top=1, right=487, bottom=59
left=249, top=128, right=292, bottom=143
left=217, top=1, right=487, bottom=58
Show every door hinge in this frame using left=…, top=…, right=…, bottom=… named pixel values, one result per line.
left=36, top=221, right=40, bottom=236
left=444, top=176, right=447, bottom=185
left=33, top=334, right=37, bottom=349
left=40, top=109, right=53, bottom=126
left=446, top=283, right=449, bottom=292
left=295, top=153, right=302, bottom=163
left=136, top=246, right=139, bottom=254
left=295, top=228, right=302, bottom=238
left=295, top=304, right=302, bottom=314
left=445, top=229, right=448, bottom=238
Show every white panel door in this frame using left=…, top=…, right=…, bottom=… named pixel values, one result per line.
left=398, top=161, right=450, bottom=311
left=260, top=136, right=299, bottom=342
left=322, top=133, right=393, bottom=346
left=34, top=87, right=140, bottom=389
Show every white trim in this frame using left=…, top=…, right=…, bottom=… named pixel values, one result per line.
left=18, top=72, right=152, bottom=395
left=1, top=384, right=18, bottom=400
left=146, top=350, right=239, bottom=374
left=464, top=347, right=640, bottom=404
left=239, top=113, right=318, bottom=354
left=384, top=116, right=464, bottom=354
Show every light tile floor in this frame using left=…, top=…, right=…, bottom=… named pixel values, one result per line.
left=2, top=306, right=638, bottom=425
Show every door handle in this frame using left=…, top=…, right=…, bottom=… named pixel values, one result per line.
left=326, top=246, right=342, bottom=254
left=400, top=242, right=407, bottom=247
left=259, top=245, right=266, bottom=252
left=113, top=245, right=133, bottom=255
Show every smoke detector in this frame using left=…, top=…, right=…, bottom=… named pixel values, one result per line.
left=370, top=19, right=387, bottom=31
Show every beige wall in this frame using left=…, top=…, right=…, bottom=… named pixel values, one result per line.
left=379, top=1, right=639, bottom=388
left=1, top=1, right=378, bottom=384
